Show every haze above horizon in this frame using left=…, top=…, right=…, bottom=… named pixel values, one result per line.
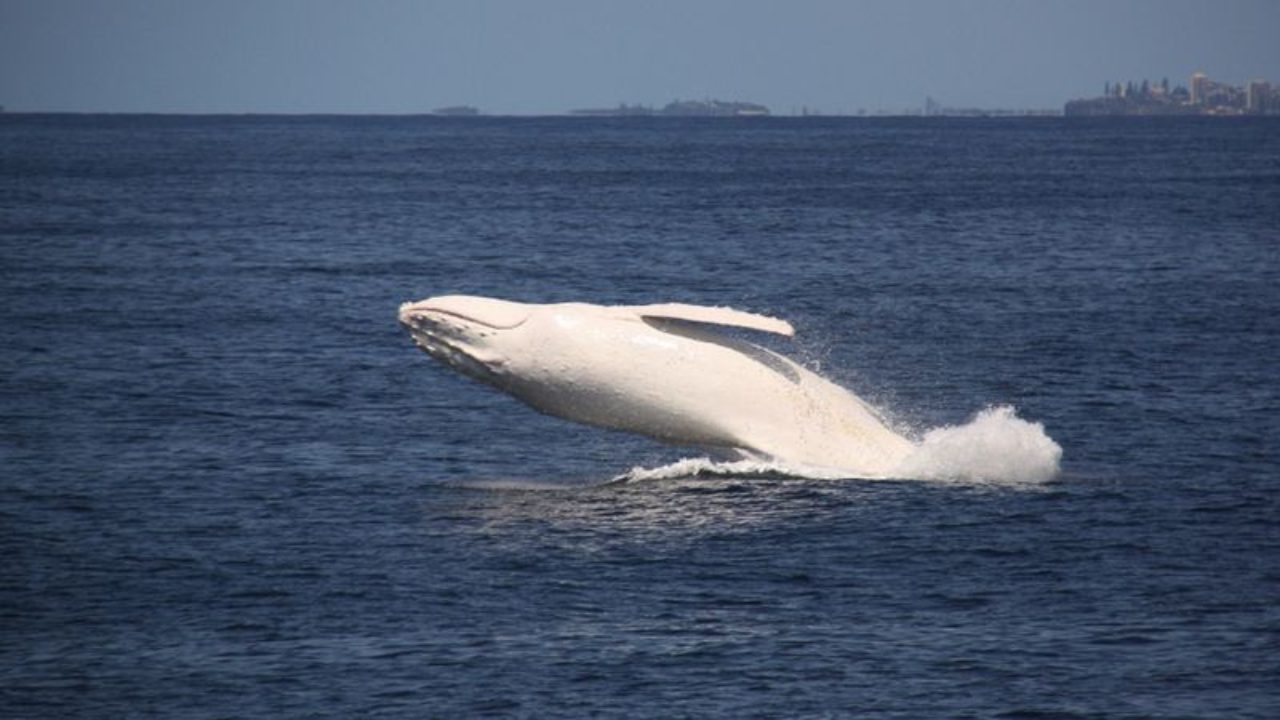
left=2, top=0, right=1277, bottom=115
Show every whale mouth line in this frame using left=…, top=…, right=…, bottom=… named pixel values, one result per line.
left=398, top=299, right=529, bottom=330
left=422, top=307, right=510, bottom=328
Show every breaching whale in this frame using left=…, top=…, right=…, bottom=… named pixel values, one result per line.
left=398, top=295, right=916, bottom=477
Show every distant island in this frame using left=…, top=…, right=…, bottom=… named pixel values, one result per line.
left=571, top=99, right=770, bottom=117
left=433, top=105, right=480, bottom=116
left=922, top=97, right=1059, bottom=117
left=1065, top=72, right=1278, bottom=116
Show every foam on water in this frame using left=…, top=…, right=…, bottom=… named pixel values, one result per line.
left=616, top=457, right=854, bottom=483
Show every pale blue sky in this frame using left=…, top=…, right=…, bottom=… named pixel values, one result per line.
left=2, top=0, right=1277, bottom=114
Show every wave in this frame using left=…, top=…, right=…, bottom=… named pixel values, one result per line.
left=617, top=405, right=1062, bottom=486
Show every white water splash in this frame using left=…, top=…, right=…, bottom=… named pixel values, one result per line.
left=893, top=405, right=1062, bottom=484
left=618, top=405, right=1061, bottom=485
left=615, top=457, right=852, bottom=483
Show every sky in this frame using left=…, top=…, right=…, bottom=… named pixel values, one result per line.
left=1, top=0, right=1278, bottom=114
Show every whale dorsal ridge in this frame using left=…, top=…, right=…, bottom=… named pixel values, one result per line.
left=623, top=303, right=795, bottom=338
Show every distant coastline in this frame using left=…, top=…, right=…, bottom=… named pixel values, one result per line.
left=1065, top=72, right=1277, bottom=116
left=571, top=99, right=770, bottom=117
left=432, top=105, right=479, bottom=116
left=7, top=74, right=1280, bottom=118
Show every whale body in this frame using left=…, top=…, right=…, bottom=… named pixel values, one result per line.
left=398, top=295, right=916, bottom=477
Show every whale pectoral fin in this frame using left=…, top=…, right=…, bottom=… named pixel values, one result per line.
left=632, top=307, right=805, bottom=386
left=624, top=303, right=795, bottom=337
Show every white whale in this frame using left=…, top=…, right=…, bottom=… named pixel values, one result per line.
left=398, top=295, right=916, bottom=477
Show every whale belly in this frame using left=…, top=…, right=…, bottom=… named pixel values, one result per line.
left=500, top=323, right=914, bottom=475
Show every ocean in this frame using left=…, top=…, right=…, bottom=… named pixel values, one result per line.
left=2, top=114, right=1278, bottom=718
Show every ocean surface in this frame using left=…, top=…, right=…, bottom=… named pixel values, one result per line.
left=2, top=114, right=1278, bottom=718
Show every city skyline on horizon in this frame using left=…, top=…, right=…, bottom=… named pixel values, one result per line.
left=5, top=67, right=1276, bottom=119
left=2, top=0, right=1278, bottom=115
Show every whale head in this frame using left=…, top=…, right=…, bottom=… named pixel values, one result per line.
left=397, top=295, right=532, bottom=383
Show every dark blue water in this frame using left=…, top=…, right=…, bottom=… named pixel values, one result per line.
left=3, top=115, right=1278, bottom=718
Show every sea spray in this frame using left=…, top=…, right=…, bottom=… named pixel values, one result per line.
left=893, top=405, right=1062, bottom=484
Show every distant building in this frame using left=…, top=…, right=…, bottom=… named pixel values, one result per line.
left=1248, top=81, right=1273, bottom=114
left=1190, top=72, right=1209, bottom=105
